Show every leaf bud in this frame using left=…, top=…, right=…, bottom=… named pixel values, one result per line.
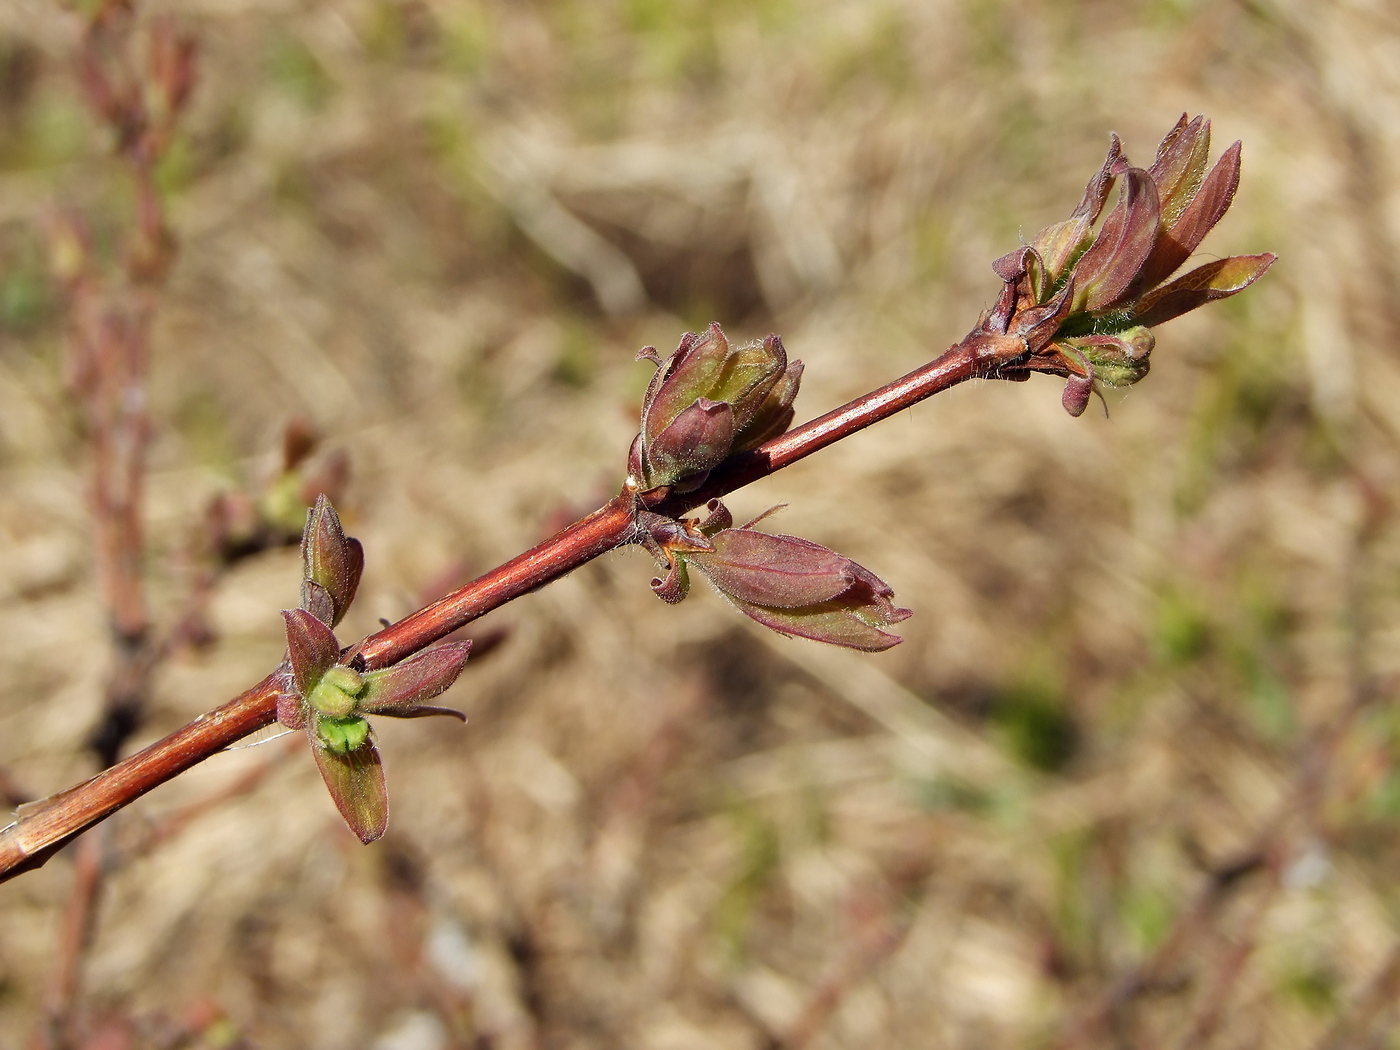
left=635, top=324, right=802, bottom=491
left=641, top=506, right=912, bottom=652
left=300, top=494, right=364, bottom=627
left=985, top=115, right=1274, bottom=416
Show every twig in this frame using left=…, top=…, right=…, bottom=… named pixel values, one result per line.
left=0, top=110, right=1277, bottom=880
left=121, top=736, right=297, bottom=862
left=0, top=339, right=988, bottom=882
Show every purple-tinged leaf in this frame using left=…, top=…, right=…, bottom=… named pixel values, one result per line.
left=699, top=498, right=734, bottom=534
left=1061, top=372, right=1095, bottom=418
left=282, top=608, right=339, bottom=697
left=642, top=324, right=728, bottom=445
left=992, top=245, right=1033, bottom=284
left=646, top=398, right=736, bottom=487
left=1146, top=113, right=1190, bottom=172
left=1148, top=115, right=1212, bottom=230
left=641, top=510, right=716, bottom=555
left=843, top=562, right=913, bottom=625
left=1071, top=134, right=1127, bottom=222
left=311, top=733, right=388, bottom=843
left=734, top=358, right=803, bottom=452
left=715, top=335, right=787, bottom=422
left=650, top=557, right=690, bottom=604
left=1030, top=134, right=1125, bottom=280
left=639, top=331, right=696, bottom=421
left=734, top=601, right=905, bottom=652
left=299, top=579, right=336, bottom=629
left=358, top=641, right=472, bottom=718
left=1075, top=169, right=1162, bottom=312
left=1130, top=254, right=1276, bottom=329
left=691, top=530, right=856, bottom=609
left=276, top=688, right=308, bottom=730
left=302, top=495, right=364, bottom=627
left=1131, top=140, right=1242, bottom=297
left=1011, top=276, right=1076, bottom=354
left=986, top=264, right=1022, bottom=334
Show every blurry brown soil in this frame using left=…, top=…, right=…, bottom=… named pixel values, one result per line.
left=4, top=1, right=1400, bottom=1048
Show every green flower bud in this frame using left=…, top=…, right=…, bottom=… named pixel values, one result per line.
left=315, top=714, right=371, bottom=756
left=308, top=665, right=365, bottom=718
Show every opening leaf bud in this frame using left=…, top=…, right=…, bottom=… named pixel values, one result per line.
left=641, top=506, right=911, bottom=652
left=986, top=115, right=1274, bottom=417
left=635, top=324, right=802, bottom=490
left=300, top=495, right=364, bottom=627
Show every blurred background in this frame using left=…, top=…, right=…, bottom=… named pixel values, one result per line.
left=2, top=0, right=1399, bottom=1047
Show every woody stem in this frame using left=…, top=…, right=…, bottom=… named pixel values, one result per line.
left=0, top=336, right=991, bottom=882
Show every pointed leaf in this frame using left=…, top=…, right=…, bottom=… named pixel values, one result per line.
left=639, top=331, right=694, bottom=422
left=299, top=579, right=335, bottom=628
left=734, top=360, right=802, bottom=452
left=843, top=562, right=914, bottom=626
left=1132, top=140, right=1242, bottom=295
left=645, top=398, right=736, bottom=487
left=1031, top=134, right=1124, bottom=279
left=1147, top=114, right=1211, bottom=230
left=1076, top=169, right=1162, bottom=312
left=358, top=641, right=472, bottom=717
left=1071, top=133, right=1127, bottom=222
left=641, top=324, right=729, bottom=444
left=690, top=530, right=856, bottom=608
left=1130, top=254, right=1276, bottom=328
left=733, top=601, right=905, bottom=652
left=282, top=608, right=339, bottom=697
left=311, top=732, right=388, bottom=843
left=713, top=334, right=786, bottom=423
left=302, top=495, right=364, bottom=626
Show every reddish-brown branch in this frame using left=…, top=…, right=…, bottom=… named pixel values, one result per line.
left=0, top=338, right=994, bottom=882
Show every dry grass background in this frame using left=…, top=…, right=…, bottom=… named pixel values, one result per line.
left=2, top=0, right=1400, bottom=1047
